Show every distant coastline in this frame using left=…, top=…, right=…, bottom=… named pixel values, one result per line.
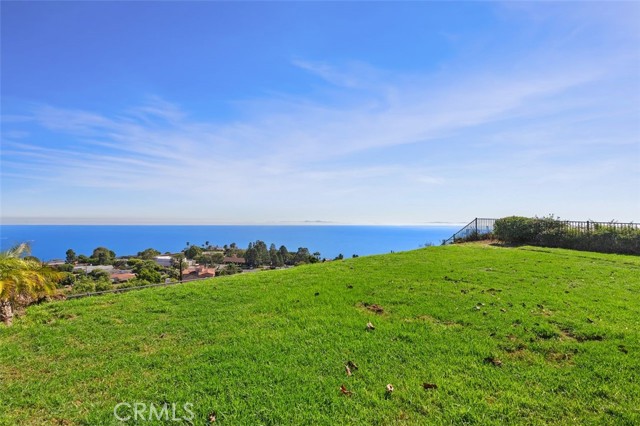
left=1, top=217, right=467, bottom=226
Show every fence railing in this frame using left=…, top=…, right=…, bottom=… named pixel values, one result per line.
left=442, top=218, right=640, bottom=245
left=442, top=218, right=496, bottom=245
left=65, top=276, right=212, bottom=299
left=554, top=220, right=640, bottom=233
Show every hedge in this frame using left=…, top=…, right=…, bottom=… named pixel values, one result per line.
left=493, top=216, right=640, bottom=255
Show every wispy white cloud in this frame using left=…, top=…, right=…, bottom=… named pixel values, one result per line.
left=2, top=2, right=638, bottom=223
left=291, top=59, right=388, bottom=90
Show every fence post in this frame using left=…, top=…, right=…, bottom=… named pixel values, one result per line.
left=475, top=218, right=478, bottom=235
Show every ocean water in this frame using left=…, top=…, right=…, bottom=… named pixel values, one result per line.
left=0, top=225, right=460, bottom=261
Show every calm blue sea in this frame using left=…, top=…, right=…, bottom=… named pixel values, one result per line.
left=0, top=225, right=459, bottom=261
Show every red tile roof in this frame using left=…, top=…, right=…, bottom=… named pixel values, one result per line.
left=111, top=272, right=136, bottom=282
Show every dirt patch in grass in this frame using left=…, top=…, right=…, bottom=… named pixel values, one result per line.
left=503, top=347, right=536, bottom=364
left=357, top=302, right=385, bottom=314
left=558, top=327, right=605, bottom=342
left=501, top=342, right=528, bottom=354
left=51, top=313, right=78, bottom=323
left=1, top=366, right=26, bottom=382
left=545, top=350, right=577, bottom=364
left=574, top=333, right=605, bottom=342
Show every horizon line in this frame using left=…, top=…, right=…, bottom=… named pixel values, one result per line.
left=0, top=218, right=466, bottom=227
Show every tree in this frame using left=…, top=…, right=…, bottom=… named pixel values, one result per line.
left=245, top=243, right=257, bottom=268
left=172, top=254, right=188, bottom=282
left=269, top=244, right=283, bottom=267
left=197, top=252, right=224, bottom=267
left=184, top=245, right=203, bottom=260
left=113, top=259, right=128, bottom=269
left=279, top=245, right=290, bottom=265
left=65, top=249, right=77, bottom=264
left=89, top=269, right=110, bottom=281
left=244, top=240, right=270, bottom=268
left=224, top=243, right=238, bottom=257
left=254, top=241, right=270, bottom=266
left=219, top=263, right=240, bottom=276
left=90, top=247, right=115, bottom=265
left=54, top=263, right=74, bottom=273
left=136, top=268, right=162, bottom=283
left=0, top=243, right=61, bottom=326
left=127, top=258, right=142, bottom=269
left=131, top=260, right=159, bottom=273
left=294, top=247, right=312, bottom=264
left=211, top=252, right=225, bottom=264
left=137, top=248, right=161, bottom=260
left=130, top=260, right=162, bottom=284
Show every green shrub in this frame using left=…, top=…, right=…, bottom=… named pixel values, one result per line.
left=494, top=216, right=640, bottom=255
left=72, top=278, right=95, bottom=294
left=94, top=279, right=113, bottom=292
left=118, top=279, right=151, bottom=289
left=493, top=216, right=537, bottom=244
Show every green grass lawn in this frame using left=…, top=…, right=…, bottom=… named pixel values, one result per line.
left=1, top=244, right=639, bottom=425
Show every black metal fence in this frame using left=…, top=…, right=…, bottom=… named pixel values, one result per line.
left=442, top=218, right=496, bottom=245
left=555, top=220, right=640, bottom=233
left=442, top=218, right=640, bottom=245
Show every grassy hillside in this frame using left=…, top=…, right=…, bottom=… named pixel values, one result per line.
left=1, top=244, right=639, bottom=425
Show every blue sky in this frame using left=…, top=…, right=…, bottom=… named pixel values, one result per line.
left=1, top=1, right=639, bottom=224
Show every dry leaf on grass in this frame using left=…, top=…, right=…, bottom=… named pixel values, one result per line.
left=345, top=365, right=352, bottom=376
left=422, top=383, right=438, bottom=390
left=366, top=322, right=375, bottom=330
left=386, top=384, right=394, bottom=393
left=346, top=360, right=359, bottom=371
left=340, top=384, right=353, bottom=396
left=369, top=304, right=384, bottom=313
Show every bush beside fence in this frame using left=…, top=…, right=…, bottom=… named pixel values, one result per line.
left=493, top=216, right=640, bottom=255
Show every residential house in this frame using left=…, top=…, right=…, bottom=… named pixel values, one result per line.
left=182, top=265, right=216, bottom=281
left=73, top=264, right=115, bottom=274
left=110, top=271, right=136, bottom=283
left=154, top=255, right=174, bottom=267
left=223, top=255, right=246, bottom=265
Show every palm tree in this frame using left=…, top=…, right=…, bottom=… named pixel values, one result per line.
left=0, top=243, right=61, bottom=326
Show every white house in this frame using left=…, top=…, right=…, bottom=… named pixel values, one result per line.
left=154, top=255, right=174, bottom=267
